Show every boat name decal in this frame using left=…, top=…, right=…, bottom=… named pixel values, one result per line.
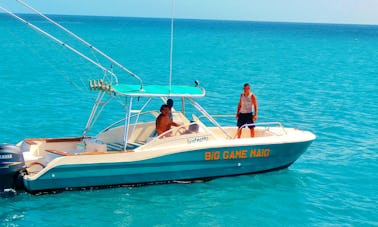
left=187, top=136, right=208, bottom=144
left=204, top=148, right=270, bottom=160
left=0, top=154, right=13, bottom=159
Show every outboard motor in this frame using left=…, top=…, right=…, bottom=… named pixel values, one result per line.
left=0, top=144, right=25, bottom=197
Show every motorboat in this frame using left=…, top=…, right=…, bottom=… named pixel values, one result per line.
left=0, top=3, right=315, bottom=195
left=1, top=81, right=315, bottom=194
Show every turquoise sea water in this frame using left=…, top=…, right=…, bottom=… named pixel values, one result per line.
left=0, top=14, right=377, bottom=226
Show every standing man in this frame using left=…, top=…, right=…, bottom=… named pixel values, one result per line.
left=236, top=83, right=258, bottom=138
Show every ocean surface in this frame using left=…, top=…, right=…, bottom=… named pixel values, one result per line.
left=0, top=14, right=377, bottom=226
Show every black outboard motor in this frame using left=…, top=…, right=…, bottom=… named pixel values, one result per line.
left=0, top=144, right=25, bottom=197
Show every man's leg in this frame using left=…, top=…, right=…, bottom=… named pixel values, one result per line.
left=250, top=128, right=254, bottom=137
left=237, top=128, right=242, bottom=138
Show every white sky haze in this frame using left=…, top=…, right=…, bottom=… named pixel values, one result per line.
left=1, top=0, right=377, bottom=25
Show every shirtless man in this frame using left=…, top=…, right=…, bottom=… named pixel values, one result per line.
left=156, top=104, right=180, bottom=136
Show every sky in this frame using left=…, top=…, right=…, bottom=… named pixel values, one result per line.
left=1, top=0, right=378, bottom=25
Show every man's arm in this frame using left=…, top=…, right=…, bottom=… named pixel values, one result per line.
left=171, top=121, right=181, bottom=127
left=236, top=96, right=242, bottom=119
left=252, top=94, right=258, bottom=121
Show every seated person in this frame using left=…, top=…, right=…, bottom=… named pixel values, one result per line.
left=183, top=122, right=199, bottom=135
left=189, top=123, right=199, bottom=133
left=156, top=104, right=180, bottom=136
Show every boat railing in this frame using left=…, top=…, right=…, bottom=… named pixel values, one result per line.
left=235, top=122, right=287, bottom=139
left=196, top=114, right=287, bottom=138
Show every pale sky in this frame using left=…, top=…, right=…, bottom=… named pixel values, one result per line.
left=1, top=0, right=378, bottom=25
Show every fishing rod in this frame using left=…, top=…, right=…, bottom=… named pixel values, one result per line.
left=13, top=0, right=144, bottom=90
left=0, top=5, right=119, bottom=84
left=15, top=0, right=143, bottom=90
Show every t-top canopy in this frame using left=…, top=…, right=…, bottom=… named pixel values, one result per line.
left=113, top=84, right=205, bottom=97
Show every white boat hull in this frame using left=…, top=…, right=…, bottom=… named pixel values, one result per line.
left=21, top=129, right=314, bottom=192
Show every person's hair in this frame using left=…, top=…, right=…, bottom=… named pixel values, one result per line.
left=167, top=99, right=174, bottom=108
left=243, top=83, right=250, bottom=88
left=160, top=104, right=169, bottom=112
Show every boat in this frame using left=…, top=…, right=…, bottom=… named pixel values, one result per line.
left=0, top=3, right=315, bottom=195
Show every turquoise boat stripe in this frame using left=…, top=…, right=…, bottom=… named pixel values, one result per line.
left=113, top=84, right=205, bottom=97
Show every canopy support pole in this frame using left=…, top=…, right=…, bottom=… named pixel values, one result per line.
left=123, top=97, right=133, bottom=150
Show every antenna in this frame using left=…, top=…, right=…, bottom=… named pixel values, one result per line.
left=169, top=0, right=175, bottom=95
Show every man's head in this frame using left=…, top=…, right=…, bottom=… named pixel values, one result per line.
left=243, top=83, right=251, bottom=92
left=167, top=99, right=174, bottom=108
left=160, top=104, right=169, bottom=115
